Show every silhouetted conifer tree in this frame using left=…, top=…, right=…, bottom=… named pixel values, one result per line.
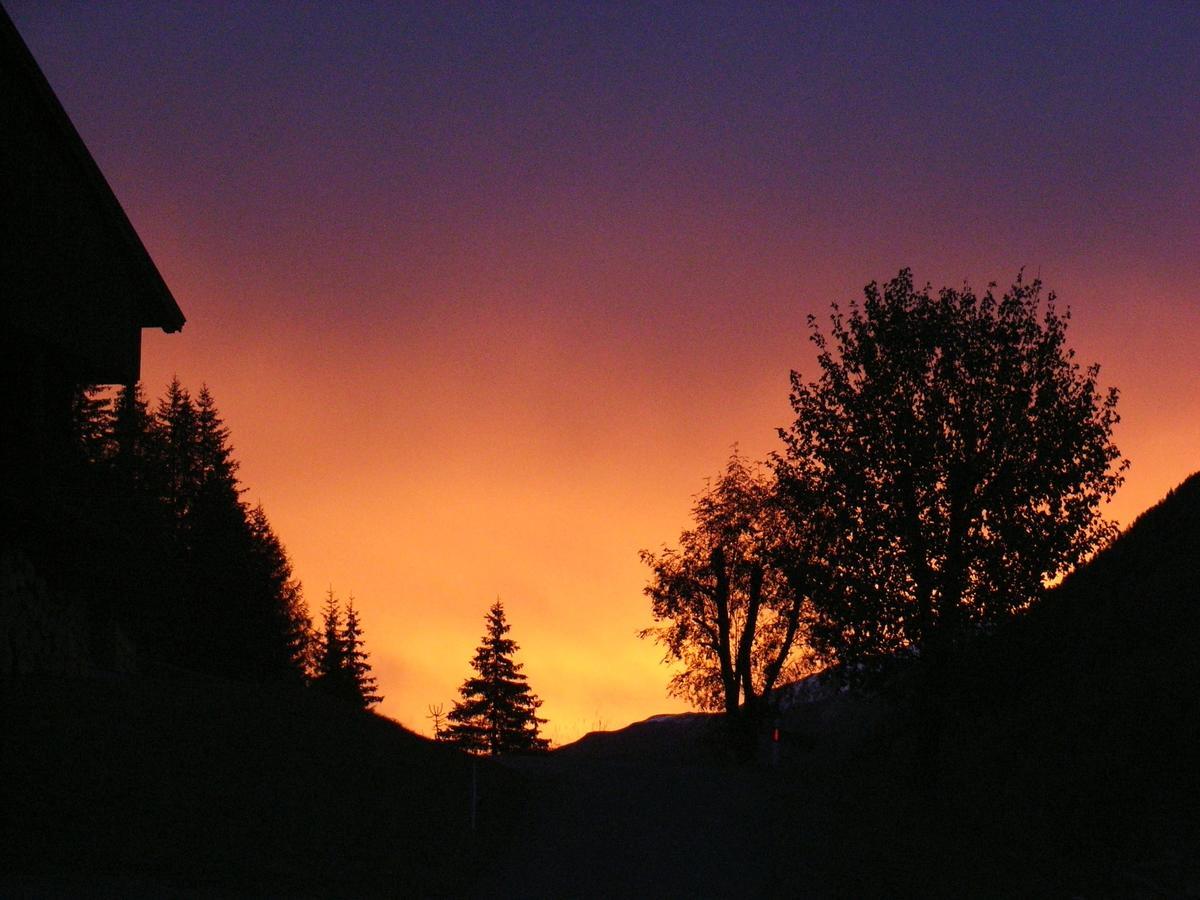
left=111, top=383, right=159, bottom=494
left=314, top=588, right=352, bottom=698
left=177, top=382, right=253, bottom=674
left=103, top=381, right=177, bottom=657
left=243, top=505, right=311, bottom=683
left=313, top=590, right=382, bottom=709
left=343, top=599, right=383, bottom=709
left=445, top=600, right=548, bottom=755
left=194, top=385, right=239, bottom=491
left=156, top=378, right=200, bottom=529
left=69, top=385, right=112, bottom=467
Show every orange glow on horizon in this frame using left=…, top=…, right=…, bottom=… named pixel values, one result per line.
left=136, top=261, right=1199, bottom=745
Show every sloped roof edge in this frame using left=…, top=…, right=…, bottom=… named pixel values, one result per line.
left=1, top=3, right=185, bottom=333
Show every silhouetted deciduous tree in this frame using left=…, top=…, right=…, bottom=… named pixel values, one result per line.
left=640, top=451, right=822, bottom=729
left=445, top=600, right=548, bottom=755
left=777, top=269, right=1127, bottom=671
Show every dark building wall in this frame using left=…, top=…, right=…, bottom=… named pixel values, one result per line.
left=1, top=6, right=183, bottom=554
left=0, top=15, right=145, bottom=385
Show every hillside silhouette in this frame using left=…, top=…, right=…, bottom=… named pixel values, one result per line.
left=4, top=479, right=1196, bottom=896
left=772, top=471, right=1200, bottom=895
left=0, top=671, right=522, bottom=896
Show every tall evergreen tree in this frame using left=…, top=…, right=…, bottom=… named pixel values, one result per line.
left=313, top=588, right=352, bottom=700
left=445, top=600, right=548, bottom=755
left=194, top=385, right=238, bottom=492
left=177, top=382, right=252, bottom=675
left=156, top=377, right=200, bottom=530
left=111, top=382, right=159, bottom=494
left=343, top=599, right=382, bottom=709
left=69, top=385, right=113, bottom=467
left=244, top=505, right=311, bottom=683
left=100, top=381, right=178, bottom=660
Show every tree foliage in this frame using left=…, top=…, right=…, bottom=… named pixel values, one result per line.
left=342, top=598, right=383, bottom=708
left=312, top=589, right=382, bottom=710
left=444, top=600, right=548, bottom=755
left=63, top=379, right=311, bottom=682
left=640, top=451, right=821, bottom=719
left=777, top=269, right=1126, bottom=668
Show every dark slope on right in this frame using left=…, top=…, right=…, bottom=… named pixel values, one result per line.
left=785, top=472, right=1200, bottom=897
left=957, top=469, right=1200, bottom=893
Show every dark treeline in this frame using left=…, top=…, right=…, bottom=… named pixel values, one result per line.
left=57, top=378, right=380, bottom=705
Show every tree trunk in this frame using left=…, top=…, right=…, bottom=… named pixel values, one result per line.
left=736, top=564, right=763, bottom=712
left=763, top=580, right=806, bottom=697
left=711, top=546, right=738, bottom=717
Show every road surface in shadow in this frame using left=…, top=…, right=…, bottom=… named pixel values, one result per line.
left=481, top=750, right=823, bottom=899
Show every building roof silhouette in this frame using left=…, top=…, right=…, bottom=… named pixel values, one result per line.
left=1, top=3, right=184, bottom=386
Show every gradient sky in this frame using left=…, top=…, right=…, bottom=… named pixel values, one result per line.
left=10, top=1, right=1199, bottom=743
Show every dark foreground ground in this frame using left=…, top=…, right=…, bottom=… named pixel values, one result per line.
left=7, top=462, right=1200, bottom=898
left=482, top=686, right=1198, bottom=899
left=0, top=672, right=521, bottom=898
left=3, top=665, right=1197, bottom=898
left=486, top=752, right=793, bottom=898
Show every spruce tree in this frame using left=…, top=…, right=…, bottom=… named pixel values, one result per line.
left=178, top=382, right=251, bottom=674
left=313, top=588, right=351, bottom=699
left=69, top=384, right=113, bottom=467
left=445, top=600, right=549, bottom=755
left=244, top=505, right=311, bottom=683
left=194, top=385, right=238, bottom=492
left=111, top=382, right=159, bottom=494
left=156, top=377, right=199, bottom=527
left=343, top=599, right=382, bottom=709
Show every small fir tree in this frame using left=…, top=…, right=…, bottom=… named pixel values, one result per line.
left=445, top=600, right=549, bottom=755
left=426, top=703, right=447, bottom=740
left=314, top=588, right=351, bottom=698
left=313, top=589, right=381, bottom=709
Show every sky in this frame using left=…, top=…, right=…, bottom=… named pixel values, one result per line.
left=9, top=1, right=1199, bottom=744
